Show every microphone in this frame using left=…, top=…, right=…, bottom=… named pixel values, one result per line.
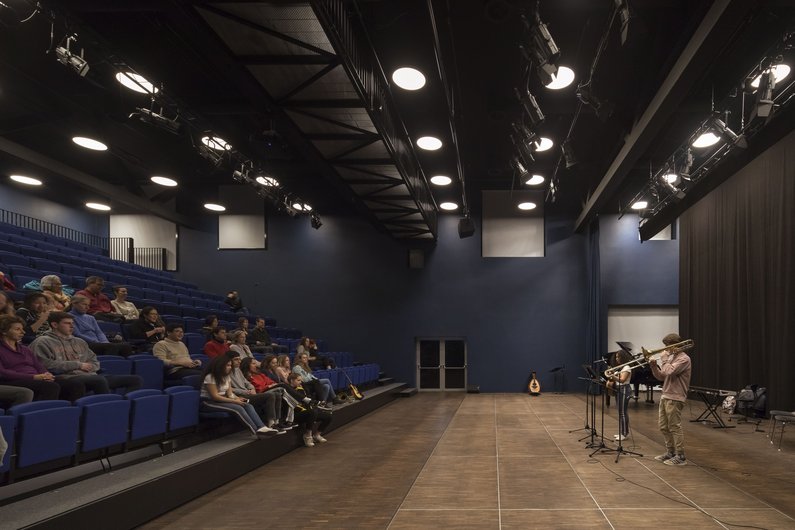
left=593, top=358, right=607, bottom=365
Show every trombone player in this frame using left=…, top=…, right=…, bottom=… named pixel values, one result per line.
left=649, top=333, right=692, bottom=466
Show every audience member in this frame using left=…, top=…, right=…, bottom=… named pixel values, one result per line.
left=40, top=275, right=70, bottom=311
left=201, top=315, right=218, bottom=340
left=127, top=306, right=166, bottom=345
left=16, top=292, right=51, bottom=339
left=274, top=354, right=292, bottom=384
left=248, top=317, right=284, bottom=353
left=0, top=291, right=15, bottom=317
left=287, top=372, right=332, bottom=447
left=204, top=327, right=230, bottom=358
left=261, top=354, right=282, bottom=383
left=0, top=384, right=34, bottom=408
left=69, top=295, right=134, bottom=357
left=225, top=290, right=248, bottom=314
left=111, top=286, right=139, bottom=320
left=153, top=324, right=203, bottom=381
left=31, top=312, right=142, bottom=396
left=76, top=276, right=125, bottom=323
left=200, top=355, right=276, bottom=435
left=229, top=330, right=254, bottom=359
left=297, top=336, right=334, bottom=369
left=293, top=351, right=342, bottom=404
left=0, top=314, right=60, bottom=400
left=227, top=351, right=284, bottom=433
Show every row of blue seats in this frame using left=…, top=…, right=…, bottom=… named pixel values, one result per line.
left=0, top=222, right=108, bottom=256
left=0, top=387, right=199, bottom=475
left=315, top=364, right=380, bottom=391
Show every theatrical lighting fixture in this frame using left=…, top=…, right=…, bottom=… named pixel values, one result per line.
left=525, top=174, right=545, bottom=186
left=9, top=175, right=42, bottom=186
left=514, top=87, right=545, bottom=128
left=72, top=136, right=108, bottom=151
left=55, top=35, right=89, bottom=77
left=85, top=202, right=111, bottom=211
left=150, top=176, right=177, bottom=187
left=197, top=143, right=224, bottom=166
left=577, top=82, right=614, bottom=122
left=310, top=212, right=322, bottom=230
left=129, top=106, right=181, bottom=134
left=391, top=67, right=426, bottom=90
left=512, top=121, right=538, bottom=145
left=292, top=202, right=312, bottom=212
left=201, top=135, right=231, bottom=151
left=544, top=66, right=575, bottom=90
left=512, top=157, right=529, bottom=179
left=614, top=0, right=630, bottom=45
left=430, top=175, right=452, bottom=186
left=662, top=173, right=678, bottom=184
left=517, top=202, right=537, bottom=210
left=691, top=131, right=720, bottom=148
left=631, top=200, right=648, bottom=210
left=752, top=71, right=775, bottom=119
left=561, top=139, right=577, bottom=168
left=115, top=72, right=158, bottom=94
left=521, top=14, right=560, bottom=85
left=256, top=175, right=279, bottom=187
left=232, top=161, right=254, bottom=183
left=203, top=203, right=226, bottom=212
left=416, top=136, right=443, bottom=150
left=511, top=133, right=535, bottom=168
left=533, top=137, right=553, bottom=152
left=439, top=202, right=458, bottom=211
left=750, top=63, right=791, bottom=89
left=692, top=114, right=747, bottom=149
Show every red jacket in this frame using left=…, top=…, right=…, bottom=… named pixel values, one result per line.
left=249, top=372, right=278, bottom=393
left=204, top=340, right=230, bottom=358
left=76, top=289, right=114, bottom=314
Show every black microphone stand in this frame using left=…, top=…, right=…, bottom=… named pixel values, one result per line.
left=597, top=382, right=643, bottom=462
left=588, top=379, right=609, bottom=456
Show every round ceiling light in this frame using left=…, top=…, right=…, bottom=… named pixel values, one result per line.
left=525, top=174, right=545, bottom=186
left=9, top=175, right=42, bottom=186
left=750, top=64, right=791, bottom=88
left=439, top=202, right=458, bottom=211
left=204, top=203, right=226, bottom=212
left=430, top=175, right=452, bottom=186
left=85, top=202, right=111, bottom=211
left=256, top=175, right=279, bottom=187
left=72, top=136, right=108, bottom=151
left=416, top=136, right=443, bottom=151
left=392, top=67, right=426, bottom=90
left=517, top=202, right=537, bottom=210
left=115, top=72, right=158, bottom=94
left=692, top=131, right=721, bottom=148
left=631, top=201, right=648, bottom=210
left=533, top=137, right=554, bottom=152
left=663, top=173, right=678, bottom=183
left=201, top=136, right=232, bottom=151
left=150, top=176, right=178, bottom=187
left=292, top=202, right=312, bottom=212
left=544, top=66, right=575, bottom=90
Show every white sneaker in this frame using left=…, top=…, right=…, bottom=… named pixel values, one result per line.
left=257, top=425, right=276, bottom=434
left=303, top=435, right=315, bottom=447
left=313, top=434, right=328, bottom=443
left=613, top=434, right=626, bottom=441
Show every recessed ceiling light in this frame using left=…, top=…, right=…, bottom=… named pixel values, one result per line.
left=115, top=72, right=158, bottom=94
left=518, top=202, right=537, bottom=210
left=256, top=175, right=279, bottom=187
left=72, top=136, right=108, bottom=151
left=663, top=173, right=678, bottom=183
left=416, top=136, right=443, bottom=151
left=750, top=64, right=791, bottom=88
left=430, top=175, right=452, bottom=186
left=201, top=136, right=232, bottom=151
left=525, top=174, right=545, bottom=186
left=392, top=67, right=426, bottom=90
left=292, top=202, right=312, bottom=212
left=692, top=131, right=721, bottom=148
left=439, top=202, right=458, bottom=211
left=204, top=203, right=226, bottom=212
left=544, top=66, right=575, bottom=90
left=533, top=137, right=554, bottom=152
left=631, top=201, right=648, bottom=210
left=150, top=176, right=178, bottom=187
left=9, top=175, right=42, bottom=186
left=85, top=202, right=111, bottom=211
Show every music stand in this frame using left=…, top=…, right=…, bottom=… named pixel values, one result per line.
left=572, top=364, right=601, bottom=449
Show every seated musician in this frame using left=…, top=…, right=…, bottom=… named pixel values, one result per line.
left=606, top=350, right=633, bottom=441
left=649, top=333, right=692, bottom=466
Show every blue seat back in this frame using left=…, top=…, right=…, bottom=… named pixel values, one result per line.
left=128, top=355, right=165, bottom=390
left=97, top=356, right=133, bottom=376
left=164, top=386, right=200, bottom=431
left=126, top=390, right=169, bottom=440
left=0, top=415, right=15, bottom=473
left=10, top=400, right=80, bottom=468
left=75, top=394, right=131, bottom=452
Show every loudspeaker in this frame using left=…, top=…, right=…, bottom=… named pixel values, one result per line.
left=458, top=217, right=475, bottom=238
left=408, top=248, right=424, bottom=269
left=466, top=385, right=480, bottom=394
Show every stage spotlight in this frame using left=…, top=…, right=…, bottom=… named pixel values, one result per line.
left=512, top=157, right=529, bottom=179
left=55, top=35, right=89, bottom=77
left=752, top=71, right=775, bottom=119
left=577, top=82, right=614, bottom=121
left=129, top=106, right=181, bottom=134
left=514, top=88, right=545, bottom=128
left=692, top=114, right=747, bottom=149
left=310, top=213, right=322, bottom=229
left=232, top=161, right=253, bottom=183
left=561, top=139, right=578, bottom=168
left=521, top=15, right=560, bottom=85
left=197, top=144, right=225, bottom=167
left=631, top=200, right=648, bottom=210
left=511, top=132, right=535, bottom=168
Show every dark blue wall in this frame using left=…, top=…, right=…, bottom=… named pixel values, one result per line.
left=176, top=212, right=589, bottom=392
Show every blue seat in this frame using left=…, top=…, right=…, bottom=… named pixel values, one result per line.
left=181, top=374, right=203, bottom=391
left=75, top=394, right=131, bottom=452
left=189, top=353, right=210, bottom=368
left=128, top=354, right=164, bottom=390
left=161, top=292, right=179, bottom=305
left=9, top=400, right=80, bottom=468
left=184, top=334, right=206, bottom=355
left=0, top=414, right=15, bottom=473
left=31, top=258, right=60, bottom=272
left=0, top=251, right=29, bottom=267
left=97, top=355, right=133, bottom=376
left=162, top=316, right=184, bottom=328
left=126, top=389, right=169, bottom=441
left=97, top=321, right=122, bottom=338
left=164, top=386, right=200, bottom=431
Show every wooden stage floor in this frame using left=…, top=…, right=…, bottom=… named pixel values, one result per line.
left=140, top=392, right=795, bottom=529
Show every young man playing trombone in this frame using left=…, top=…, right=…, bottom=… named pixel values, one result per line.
left=649, top=333, right=693, bottom=466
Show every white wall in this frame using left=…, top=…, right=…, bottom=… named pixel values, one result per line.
left=606, top=305, right=679, bottom=353
left=482, top=190, right=545, bottom=257
left=109, top=214, right=177, bottom=270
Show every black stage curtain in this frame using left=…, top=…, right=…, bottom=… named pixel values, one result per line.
left=680, top=129, right=795, bottom=412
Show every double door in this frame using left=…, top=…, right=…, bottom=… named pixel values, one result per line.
left=416, top=338, right=467, bottom=391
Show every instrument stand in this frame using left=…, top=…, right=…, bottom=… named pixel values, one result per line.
left=588, top=383, right=609, bottom=456
left=571, top=375, right=598, bottom=447
left=598, top=385, right=643, bottom=462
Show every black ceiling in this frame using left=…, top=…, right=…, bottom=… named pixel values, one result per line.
left=1, top=0, right=794, bottom=240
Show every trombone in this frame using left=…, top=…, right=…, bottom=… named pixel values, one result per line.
left=604, top=339, right=693, bottom=378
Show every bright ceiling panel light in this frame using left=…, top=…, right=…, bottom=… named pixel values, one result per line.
left=517, top=202, right=537, bottom=210
left=544, top=66, right=575, bottom=90
left=115, top=72, right=158, bottom=94
left=631, top=201, right=648, bottom=210
left=201, top=136, right=231, bottom=151
left=439, top=202, right=458, bottom=211
left=256, top=175, right=279, bottom=187
left=85, top=202, right=111, bottom=211
left=750, top=64, right=791, bottom=88
left=392, top=67, right=426, bottom=90
left=533, top=137, right=554, bottom=152
left=204, top=203, right=226, bottom=212
left=525, top=174, right=545, bottom=186
left=663, top=173, right=678, bottom=183
left=150, top=176, right=177, bottom=187
left=72, top=136, right=108, bottom=151
left=9, top=175, right=42, bottom=186
left=292, top=202, right=312, bottom=212
left=416, top=136, right=443, bottom=150
left=691, top=131, right=721, bottom=148
left=430, top=175, right=452, bottom=186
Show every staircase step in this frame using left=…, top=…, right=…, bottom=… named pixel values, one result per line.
left=378, top=377, right=395, bottom=385
left=398, top=387, right=418, bottom=397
